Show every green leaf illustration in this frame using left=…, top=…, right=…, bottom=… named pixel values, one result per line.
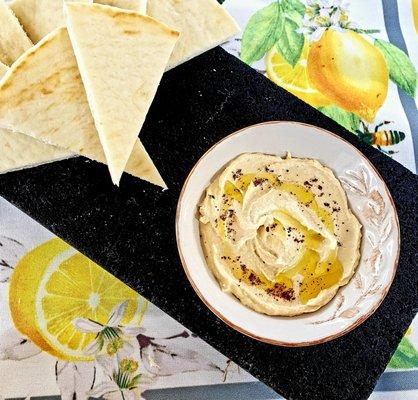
left=375, top=39, right=417, bottom=98
left=241, top=2, right=284, bottom=65
left=275, top=18, right=304, bottom=67
left=388, top=336, right=418, bottom=369
left=281, top=0, right=305, bottom=18
left=318, top=106, right=361, bottom=133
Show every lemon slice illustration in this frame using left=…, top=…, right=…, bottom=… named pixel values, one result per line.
left=266, top=40, right=332, bottom=108
left=9, top=238, right=145, bottom=361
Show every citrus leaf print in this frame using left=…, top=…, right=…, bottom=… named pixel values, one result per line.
left=318, top=105, right=361, bottom=133
left=275, top=17, right=304, bottom=67
left=388, top=336, right=418, bottom=369
left=281, top=0, right=305, bottom=16
left=241, top=1, right=284, bottom=65
left=281, top=0, right=305, bottom=23
left=374, top=39, right=417, bottom=98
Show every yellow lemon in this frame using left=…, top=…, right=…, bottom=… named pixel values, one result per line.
left=307, top=29, right=389, bottom=122
left=9, top=238, right=145, bottom=361
left=266, top=40, right=332, bottom=108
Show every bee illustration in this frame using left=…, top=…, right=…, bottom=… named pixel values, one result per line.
left=356, top=121, right=406, bottom=154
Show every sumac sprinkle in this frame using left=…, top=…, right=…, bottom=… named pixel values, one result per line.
left=232, top=169, right=243, bottom=180
left=267, top=283, right=295, bottom=301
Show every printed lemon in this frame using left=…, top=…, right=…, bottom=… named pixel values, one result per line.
left=307, top=29, right=389, bottom=122
left=9, top=238, right=144, bottom=361
left=266, top=40, right=332, bottom=108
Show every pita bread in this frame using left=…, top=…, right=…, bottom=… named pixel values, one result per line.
left=9, top=0, right=92, bottom=43
left=94, top=0, right=146, bottom=13
left=0, top=61, right=7, bottom=76
left=0, top=61, right=73, bottom=174
left=147, top=0, right=239, bottom=70
left=0, top=26, right=166, bottom=188
left=65, top=2, right=178, bottom=184
left=0, top=0, right=32, bottom=65
left=0, top=128, right=73, bottom=174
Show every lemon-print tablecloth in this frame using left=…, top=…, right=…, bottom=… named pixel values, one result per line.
left=222, top=0, right=417, bottom=173
left=1, top=0, right=417, bottom=399
left=0, top=197, right=266, bottom=400
left=1, top=201, right=417, bottom=400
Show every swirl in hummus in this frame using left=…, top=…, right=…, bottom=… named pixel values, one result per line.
left=199, top=153, right=362, bottom=316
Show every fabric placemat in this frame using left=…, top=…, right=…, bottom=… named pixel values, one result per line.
left=0, top=48, right=416, bottom=400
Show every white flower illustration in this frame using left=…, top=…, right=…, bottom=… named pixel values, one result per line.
left=0, top=328, right=41, bottom=361
left=89, top=356, right=142, bottom=399
left=299, top=0, right=354, bottom=41
left=73, top=301, right=144, bottom=398
left=73, top=301, right=142, bottom=359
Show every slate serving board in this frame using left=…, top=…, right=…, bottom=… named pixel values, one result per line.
left=0, top=48, right=417, bottom=400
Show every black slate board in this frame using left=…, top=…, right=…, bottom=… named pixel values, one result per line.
left=0, top=48, right=417, bottom=400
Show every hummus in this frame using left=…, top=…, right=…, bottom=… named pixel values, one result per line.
left=199, top=153, right=362, bottom=316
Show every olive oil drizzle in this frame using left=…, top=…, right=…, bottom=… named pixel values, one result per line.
left=218, top=173, right=343, bottom=303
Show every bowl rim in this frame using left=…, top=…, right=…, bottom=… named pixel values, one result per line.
left=175, top=121, right=400, bottom=347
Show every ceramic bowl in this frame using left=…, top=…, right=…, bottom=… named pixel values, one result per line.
left=176, top=121, right=400, bottom=346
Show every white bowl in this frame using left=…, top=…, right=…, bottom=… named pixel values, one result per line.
left=176, top=121, right=400, bottom=346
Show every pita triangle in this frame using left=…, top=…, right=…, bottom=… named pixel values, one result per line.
left=65, top=2, right=178, bottom=184
left=9, top=0, right=92, bottom=44
left=0, top=0, right=32, bottom=65
left=147, top=0, right=239, bottom=70
left=0, top=127, right=73, bottom=174
left=0, top=45, right=74, bottom=174
left=0, top=27, right=166, bottom=188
